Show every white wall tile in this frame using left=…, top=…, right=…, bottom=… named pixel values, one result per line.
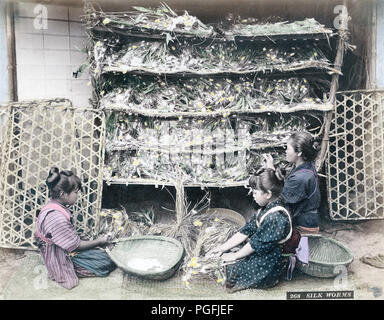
left=70, top=50, right=88, bottom=66
left=44, top=35, right=70, bottom=50
left=15, top=17, right=43, bottom=34
left=44, top=65, right=72, bottom=80
left=19, top=91, right=46, bottom=100
left=69, top=22, right=87, bottom=36
left=44, top=50, right=70, bottom=65
left=15, top=33, right=44, bottom=49
left=44, top=79, right=71, bottom=95
left=16, top=48, right=45, bottom=65
left=69, top=7, right=84, bottom=22
left=44, top=20, right=69, bottom=36
left=71, top=94, right=92, bottom=108
left=16, top=65, right=45, bottom=80
left=70, top=36, right=87, bottom=51
left=71, top=79, right=91, bottom=94
left=45, top=5, right=69, bottom=20
left=16, top=2, right=40, bottom=18
left=18, top=78, right=46, bottom=99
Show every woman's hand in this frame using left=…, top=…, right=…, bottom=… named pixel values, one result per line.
left=262, top=154, right=275, bottom=170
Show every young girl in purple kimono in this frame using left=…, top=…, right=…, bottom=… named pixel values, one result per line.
left=35, top=167, right=116, bottom=289
left=212, top=168, right=292, bottom=292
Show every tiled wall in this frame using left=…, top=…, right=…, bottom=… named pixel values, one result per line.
left=0, top=2, right=8, bottom=103
left=14, top=2, right=91, bottom=107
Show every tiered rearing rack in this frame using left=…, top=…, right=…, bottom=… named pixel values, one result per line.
left=84, top=4, right=346, bottom=191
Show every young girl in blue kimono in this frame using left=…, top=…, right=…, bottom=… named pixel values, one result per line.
left=263, top=131, right=321, bottom=234
left=213, top=168, right=292, bottom=292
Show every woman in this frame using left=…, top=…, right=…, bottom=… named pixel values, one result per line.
left=264, top=131, right=321, bottom=234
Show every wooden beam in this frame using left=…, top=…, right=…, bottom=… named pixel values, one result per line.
left=6, top=1, right=17, bottom=102
left=315, top=0, right=349, bottom=172
left=369, top=0, right=377, bottom=89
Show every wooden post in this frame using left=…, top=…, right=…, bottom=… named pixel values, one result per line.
left=315, top=0, right=348, bottom=172
left=5, top=1, right=17, bottom=102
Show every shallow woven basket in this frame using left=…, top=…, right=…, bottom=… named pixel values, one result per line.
left=106, top=235, right=185, bottom=280
left=297, top=234, right=354, bottom=278
left=204, top=208, right=246, bottom=227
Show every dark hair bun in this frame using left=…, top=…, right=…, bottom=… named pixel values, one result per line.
left=61, top=170, right=73, bottom=177
left=289, top=131, right=320, bottom=162
left=46, top=167, right=60, bottom=189
left=249, top=167, right=284, bottom=198
left=312, top=140, right=321, bottom=152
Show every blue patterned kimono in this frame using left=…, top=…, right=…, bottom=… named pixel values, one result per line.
left=225, top=200, right=290, bottom=290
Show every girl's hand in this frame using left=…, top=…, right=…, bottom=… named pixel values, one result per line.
left=97, top=235, right=112, bottom=246
left=205, top=250, right=221, bottom=259
left=208, top=248, right=222, bottom=257
left=262, top=154, right=275, bottom=170
left=212, top=244, right=227, bottom=254
left=211, top=246, right=221, bottom=253
left=221, top=252, right=239, bottom=263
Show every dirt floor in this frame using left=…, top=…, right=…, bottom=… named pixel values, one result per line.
left=321, top=217, right=384, bottom=299
left=0, top=215, right=383, bottom=300
left=1, top=187, right=383, bottom=300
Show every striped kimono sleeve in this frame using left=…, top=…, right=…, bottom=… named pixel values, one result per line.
left=42, top=211, right=80, bottom=253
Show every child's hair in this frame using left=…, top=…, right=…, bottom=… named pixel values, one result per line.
left=249, top=168, right=285, bottom=198
left=288, top=131, right=321, bottom=162
left=46, top=167, right=82, bottom=199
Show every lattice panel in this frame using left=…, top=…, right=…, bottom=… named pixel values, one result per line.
left=327, top=90, right=384, bottom=220
left=0, top=102, right=105, bottom=249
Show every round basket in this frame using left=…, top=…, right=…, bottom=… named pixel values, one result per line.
left=204, top=208, right=246, bottom=227
left=106, top=235, right=184, bottom=280
left=297, top=234, right=354, bottom=278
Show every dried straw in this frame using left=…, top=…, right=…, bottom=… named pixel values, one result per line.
left=96, top=188, right=243, bottom=285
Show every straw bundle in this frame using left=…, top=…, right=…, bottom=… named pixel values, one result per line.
left=222, top=17, right=334, bottom=38
left=95, top=187, right=244, bottom=286
left=94, top=207, right=149, bottom=240
left=180, top=218, right=239, bottom=285
left=83, top=2, right=215, bottom=39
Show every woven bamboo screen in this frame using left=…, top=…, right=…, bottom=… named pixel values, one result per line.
left=327, top=90, right=384, bottom=220
left=0, top=100, right=105, bottom=249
